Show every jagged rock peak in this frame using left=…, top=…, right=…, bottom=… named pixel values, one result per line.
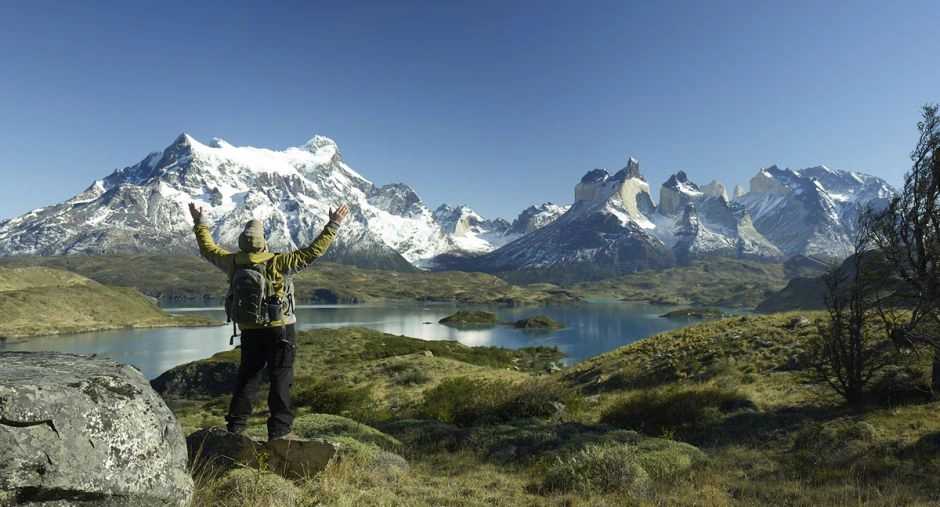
left=733, top=184, right=746, bottom=198
left=749, top=165, right=794, bottom=195
left=172, top=132, right=195, bottom=147
left=613, top=157, right=645, bottom=182
left=664, top=170, right=697, bottom=190
left=580, top=168, right=610, bottom=184
left=700, top=180, right=729, bottom=201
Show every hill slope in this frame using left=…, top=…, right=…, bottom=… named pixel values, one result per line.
left=0, top=266, right=213, bottom=339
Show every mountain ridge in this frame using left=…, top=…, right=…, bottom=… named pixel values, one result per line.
left=0, top=134, right=895, bottom=281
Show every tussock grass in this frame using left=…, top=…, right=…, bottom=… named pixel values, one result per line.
left=413, top=376, right=580, bottom=426
left=600, top=383, right=749, bottom=434
left=170, top=313, right=940, bottom=505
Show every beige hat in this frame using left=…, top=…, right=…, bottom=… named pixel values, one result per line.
left=237, top=219, right=266, bottom=253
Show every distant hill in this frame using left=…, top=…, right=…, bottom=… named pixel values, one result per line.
left=0, top=255, right=581, bottom=306
left=567, top=256, right=830, bottom=308
left=0, top=266, right=213, bottom=339
left=755, top=251, right=899, bottom=313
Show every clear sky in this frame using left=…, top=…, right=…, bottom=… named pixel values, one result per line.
left=1, top=0, right=938, bottom=222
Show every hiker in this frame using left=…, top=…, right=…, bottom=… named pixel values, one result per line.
left=188, top=202, right=350, bottom=440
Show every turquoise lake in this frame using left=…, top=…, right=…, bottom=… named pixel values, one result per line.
left=0, top=302, right=738, bottom=379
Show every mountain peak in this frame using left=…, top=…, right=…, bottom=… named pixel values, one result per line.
left=613, top=157, right=644, bottom=181
left=580, top=168, right=610, bottom=184
left=172, top=133, right=196, bottom=147
left=302, top=135, right=339, bottom=153
left=209, top=137, right=232, bottom=149
left=664, top=171, right=695, bottom=189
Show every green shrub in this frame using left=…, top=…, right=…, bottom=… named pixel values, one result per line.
left=391, top=369, right=432, bottom=386
left=293, top=377, right=375, bottom=419
left=600, top=384, right=746, bottom=434
left=540, top=438, right=705, bottom=495
left=194, top=468, right=302, bottom=507
left=415, top=376, right=582, bottom=427
left=541, top=444, right=650, bottom=495
left=292, top=413, right=401, bottom=450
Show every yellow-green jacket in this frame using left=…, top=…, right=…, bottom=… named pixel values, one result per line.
left=193, top=221, right=339, bottom=329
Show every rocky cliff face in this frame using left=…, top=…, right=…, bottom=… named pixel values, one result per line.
left=734, top=165, right=894, bottom=258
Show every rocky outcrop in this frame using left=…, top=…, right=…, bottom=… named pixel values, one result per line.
left=0, top=352, right=192, bottom=506
left=658, top=171, right=703, bottom=217
left=150, top=358, right=239, bottom=400
left=186, top=427, right=338, bottom=480
left=700, top=180, right=729, bottom=201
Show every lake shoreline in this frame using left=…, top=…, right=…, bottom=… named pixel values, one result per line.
left=0, top=315, right=220, bottom=343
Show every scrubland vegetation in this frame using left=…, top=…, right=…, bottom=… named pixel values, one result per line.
left=174, top=316, right=940, bottom=506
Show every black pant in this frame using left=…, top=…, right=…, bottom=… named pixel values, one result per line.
left=225, top=323, right=296, bottom=439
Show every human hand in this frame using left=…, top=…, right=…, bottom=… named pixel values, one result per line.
left=329, top=204, right=350, bottom=225
left=188, top=202, right=204, bottom=223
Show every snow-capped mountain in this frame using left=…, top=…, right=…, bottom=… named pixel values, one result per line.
left=432, top=204, right=516, bottom=255
left=652, top=171, right=784, bottom=263
left=734, top=165, right=895, bottom=258
left=449, top=158, right=890, bottom=282
left=0, top=133, right=896, bottom=280
left=507, top=202, right=570, bottom=236
left=0, top=134, right=518, bottom=269
left=449, top=160, right=676, bottom=282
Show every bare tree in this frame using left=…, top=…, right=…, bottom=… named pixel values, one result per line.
left=812, top=231, right=895, bottom=403
left=865, top=103, right=940, bottom=394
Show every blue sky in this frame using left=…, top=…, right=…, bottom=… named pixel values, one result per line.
left=1, top=1, right=938, bottom=222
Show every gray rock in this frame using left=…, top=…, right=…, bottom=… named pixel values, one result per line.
left=0, top=351, right=193, bottom=506
left=265, top=435, right=338, bottom=479
left=187, top=427, right=338, bottom=481
left=186, top=427, right=265, bottom=474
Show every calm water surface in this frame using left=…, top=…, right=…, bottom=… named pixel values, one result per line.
left=0, top=302, right=734, bottom=380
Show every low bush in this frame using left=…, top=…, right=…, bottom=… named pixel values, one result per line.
left=415, top=376, right=582, bottom=427
left=541, top=444, right=651, bottom=495
left=391, top=369, right=432, bottom=386
left=292, top=376, right=375, bottom=419
left=600, top=383, right=748, bottom=434
left=193, top=468, right=302, bottom=507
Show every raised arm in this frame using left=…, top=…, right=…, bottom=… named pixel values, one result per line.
left=190, top=202, right=234, bottom=272
left=274, top=204, right=349, bottom=273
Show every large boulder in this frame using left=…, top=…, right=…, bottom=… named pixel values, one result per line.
left=0, top=352, right=192, bottom=506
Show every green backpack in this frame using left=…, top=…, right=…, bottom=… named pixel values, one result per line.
left=225, top=258, right=276, bottom=327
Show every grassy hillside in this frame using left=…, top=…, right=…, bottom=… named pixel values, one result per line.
left=1, top=255, right=581, bottom=306
left=0, top=266, right=215, bottom=340
left=172, top=316, right=940, bottom=505
left=569, top=257, right=828, bottom=307
left=1, top=254, right=828, bottom=308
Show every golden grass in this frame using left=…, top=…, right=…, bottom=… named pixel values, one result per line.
left=0, top=266, right=215, bottom=339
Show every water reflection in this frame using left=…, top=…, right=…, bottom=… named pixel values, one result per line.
left=0, top=301, right=738, bottom=380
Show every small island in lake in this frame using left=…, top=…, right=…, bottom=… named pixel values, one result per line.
left=513, top=315, right=565, bottom=329
left=660, top=308, right=726, bottom=319
left=439, top=311, right=565, bottom=329
left=439, top=310, right=502, bottom=325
